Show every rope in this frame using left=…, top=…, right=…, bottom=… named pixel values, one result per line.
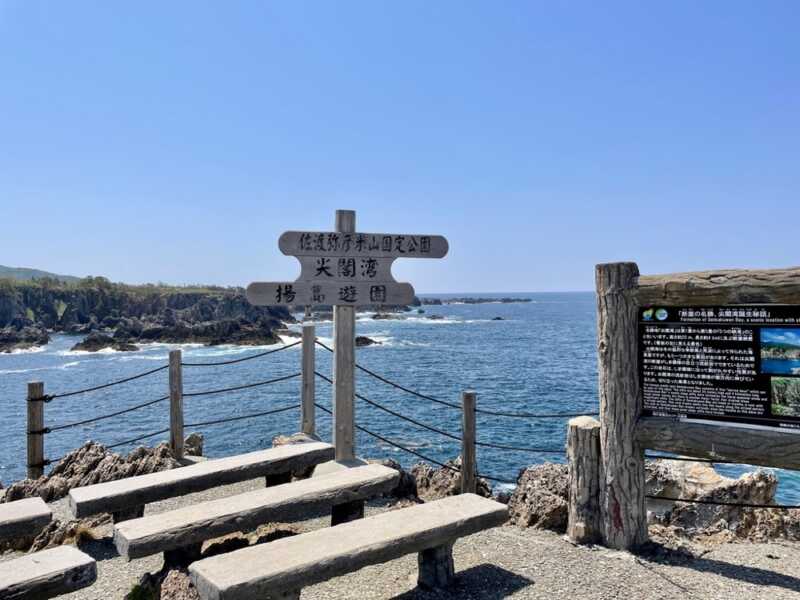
left=316, top=339, right=597, bottom=418
left=474, top=439, right=566, bottom=454
left=107, top=428, right=171, bottom=449
left=185, top=404, right=299, bottom=428
left=181, top=341, right=301, bottom=367
left=314, top=402, right=516, bottom=485
left=646, top=495, right=800, bottom=510
left=475, top=407, right=599, bottom=419
left=183, top=373, right=301, bottom=397
left=50, top=364, right=169, bottom=399
left=46, top=396, right=170, bottom=432
left=28, top=395, right=54, bottom=403
left=314, top=402, right=460, bottom=472
left=314, top=371, right=462, bottom=442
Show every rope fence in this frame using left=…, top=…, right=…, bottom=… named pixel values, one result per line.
left=24, top=329, right=795, bottom=515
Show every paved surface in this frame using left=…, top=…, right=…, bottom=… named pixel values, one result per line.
left=3, top=476, right=800, bottom=599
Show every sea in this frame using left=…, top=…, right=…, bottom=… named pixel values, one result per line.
left=1, top=291, right=798, bottom=503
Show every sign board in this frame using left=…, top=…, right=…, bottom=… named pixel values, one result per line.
left=247, top=230, right=448, bottom=307
left=639, top=305, right=800, bottom=429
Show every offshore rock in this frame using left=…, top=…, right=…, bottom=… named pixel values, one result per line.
left=355, top=335, right=381, bottom=347
left=0, top=324, right=49, bottom=353
left=3, top=441, right=179, bottom=504
left=507, top=464, right=569, bottom=531
left=71, top=332, right=138, bottom=352
left=410, top=457, right=491, bottom=500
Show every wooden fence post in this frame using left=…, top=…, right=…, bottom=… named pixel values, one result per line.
left=596, top=262, right=647, bottom=549
left=461, top=390, right=477, bottom=494
left=27, top=381, right=45, bottom=479
left=567, top=416, right=602, bottom=545
left=333, top=209, right=356, bottom=461
left=301, top=323, right=316, bottom=436
left=169, top=349, right=184, bottom=460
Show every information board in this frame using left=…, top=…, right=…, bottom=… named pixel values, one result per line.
left=639, top=305, right=800, bottom=429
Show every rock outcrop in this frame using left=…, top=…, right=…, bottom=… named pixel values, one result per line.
left=410, top=457, right=491, bottom=500
left=645, top=459, right=800, bottom=542
left=184, top=433, right=204, bottom=457
left=355, top=336, right=381, bottom=347
left=367, top=458, right=418, bottom=500
left=3, top=441, right=179, bottom=503
left=0, top=323, right=49, bottom=353
left=507, top=464, right=569, bottom=530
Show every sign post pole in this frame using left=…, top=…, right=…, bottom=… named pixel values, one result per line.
left=333, top=209, right=356, bottom=461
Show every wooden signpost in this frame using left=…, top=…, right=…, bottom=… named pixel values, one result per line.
left=566, top=263, right=800, bottom=551
left=247, top=210, right=448, bottom=461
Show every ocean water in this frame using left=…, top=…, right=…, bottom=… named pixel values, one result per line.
left=762, top=358, right=800, bottom=376
left=1, top=292, right=798, bottom=503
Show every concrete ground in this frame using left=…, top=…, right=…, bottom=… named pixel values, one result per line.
left=4, top=477, right=800, bottom=600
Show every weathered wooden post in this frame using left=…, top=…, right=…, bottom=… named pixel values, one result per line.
left=301, top=323, right=316, bottom=436
left=566, top=416, right=602, bottom=544
left=169, top=349, right=184, bottom=461
left=333, top=210, right=356, bottom=461
left=27, top=381, right=45, bottom=479
left=596, top=262, right=647, bottom=549
left=460, top=390, right=477, bottom=494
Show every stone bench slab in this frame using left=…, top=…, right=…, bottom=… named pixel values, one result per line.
left=114, top=464, right=400, bottom=559
left=0, top=545, right=96, bottom=599
left=0, top=498, right=52, bottom=542
left=68, top=442, right=334, bottom=518
left=189, top=493, right=509, bottom=600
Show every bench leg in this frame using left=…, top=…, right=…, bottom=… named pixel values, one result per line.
left=331, top=500, right=364, bottom=526
left=163, top=542, right=204, bottom=567
left=418, top=543, right=455, bottom=590
left=112, top=505, right=144, bottom=523
left=265, top=472, right=293, bottom=487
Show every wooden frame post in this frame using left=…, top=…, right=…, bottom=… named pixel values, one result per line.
left=27, top=381, right=45, bottom=479
left=333, top=209, right=356, bottom=461
left=460, top=390, right=477, bottom=494
left=566, top=416, right=602, bottom=545
left=301, top=323, right=316, bottom=436
left=169, top=349, right=184, bottom=460
left=596, top=262, right=647, bottom=549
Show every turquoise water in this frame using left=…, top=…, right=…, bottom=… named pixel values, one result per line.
left=1, top=292, right=798, bottom=503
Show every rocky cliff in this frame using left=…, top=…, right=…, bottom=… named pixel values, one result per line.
left=0, top=277, right=293, bottom=352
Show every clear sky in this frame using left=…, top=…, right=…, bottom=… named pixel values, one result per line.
left=1, top=2, right=798, bottom=293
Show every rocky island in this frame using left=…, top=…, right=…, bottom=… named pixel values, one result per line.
left=0, top=276, right=292, bottom=353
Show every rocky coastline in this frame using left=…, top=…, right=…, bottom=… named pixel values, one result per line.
left=0, top=278, right=293, bottom=353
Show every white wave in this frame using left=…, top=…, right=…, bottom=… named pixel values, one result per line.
left=3, top=345, right=48, bottom=355
left=0, top=361, right=80, bottom=375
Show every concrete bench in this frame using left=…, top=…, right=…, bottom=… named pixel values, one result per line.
left=0, top=498, right=52, bottom=542
left=114, top=464, right=400, bottom=562
left=0, top=545, right=96, bottom=599
left=189, top=493, right=509, bottom=600
left=68, top=442, right=334, bottom=522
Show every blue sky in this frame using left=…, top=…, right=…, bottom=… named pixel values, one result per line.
left=763, top=329, right=800, bottom=348
left=1, top=2, right=798, bottom=292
